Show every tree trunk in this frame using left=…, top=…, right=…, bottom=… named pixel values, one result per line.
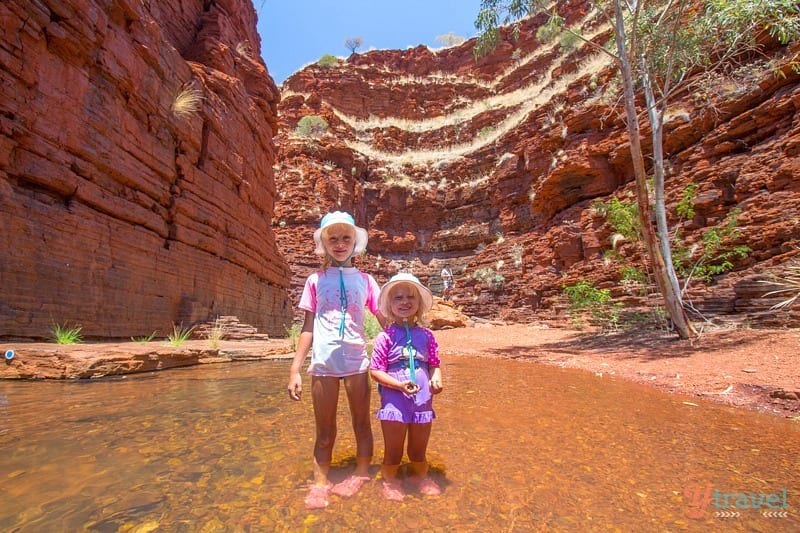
left=641, top=59, right=684, bottom=302
left=613, top=2, right=698, bottom=339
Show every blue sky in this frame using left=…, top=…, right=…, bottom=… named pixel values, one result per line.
left=255, top=1, right=483, bottom=85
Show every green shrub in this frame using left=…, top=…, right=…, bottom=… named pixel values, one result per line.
left=593, top=198, right=640, bottom=242
left=295, top=115, right=329, bottom=138
left=672, top=208, right=750, bottom=282
left=285, top=322, right=302, bottom=351
left=676, top=183, right=698, bottom=220
left=558, top=28, right=582, bottom=52
left=536, top=16, right=563, bottom=42
left=620, top=266, right=648, bottom=285
left=364, top=312, right=383, bottom=340
left=563, top=280, right=620, bottom=330
left=564, top=280, right=611, bottom=309
left=317, top=54, right=340, bottom=68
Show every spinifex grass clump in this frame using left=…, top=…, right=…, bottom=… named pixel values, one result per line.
left=52, top=323, right=83, bottom=344
left=167, top=323, right=194, bottom=347
left=206, top=319, right=227, bottom=349
left=131, top=331, right=157, bottom=344
left=761, top=262, right=800, bottom=310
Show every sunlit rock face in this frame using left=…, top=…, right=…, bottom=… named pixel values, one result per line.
left=0, top=0, right=291, bottom=339
left=274, top=3, right=800, bottom=327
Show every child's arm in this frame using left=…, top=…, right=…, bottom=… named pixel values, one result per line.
left=287, top=311, right=314, bottom=401
left=425, top=329, right=443, bottom=394
left=429, top=366, right=443, bottom=394
left=369, top=331, right=419, bottom=394
left=370, top=368, right=420, bottom=394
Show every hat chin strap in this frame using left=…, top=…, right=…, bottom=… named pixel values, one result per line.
left=403, top=319, right=417, bottom=385
left=327, top=246, right=355, bottom=337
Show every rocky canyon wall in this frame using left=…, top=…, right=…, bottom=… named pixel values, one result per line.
left=274, top=2, right=800, bottom=328
left=0, top=0, right=291, bottom=339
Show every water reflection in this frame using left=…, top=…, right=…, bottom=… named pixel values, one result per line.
left=0, top=357, right=797, bottom=531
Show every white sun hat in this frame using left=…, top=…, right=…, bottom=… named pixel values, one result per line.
left=313, top=211, right=369, bottom=255
left=379, top=273, right=434, bottom=318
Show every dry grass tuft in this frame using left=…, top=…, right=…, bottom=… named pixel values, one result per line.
left=172, top=85, right=204, bottom=119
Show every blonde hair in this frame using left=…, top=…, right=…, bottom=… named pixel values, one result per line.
left=384, top=282, right=428, bottom=326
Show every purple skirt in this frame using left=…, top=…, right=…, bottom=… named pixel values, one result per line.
left=376, top=363, right=435, bottom=424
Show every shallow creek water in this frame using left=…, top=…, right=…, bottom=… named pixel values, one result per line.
left=0, top=356, right=797, bottom=531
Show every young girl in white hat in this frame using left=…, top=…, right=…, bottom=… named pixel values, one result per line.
left=287, top=211, right=384, bottom=509
left=370, top=273, right=444, bottom=501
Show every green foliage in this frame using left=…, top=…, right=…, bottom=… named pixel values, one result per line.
left=285, top=322, right=301, bottom=351
left=620, top=266, right=649, bottom=296
left=558, top=27, right=581, bottom=52
left=474, top=0, right=538, bottom=58
left=676, top=183, right=698, bottom=220
left=364, top=312, right=383, bottom=340
left=52, top=323, right=83, bottom=344
left=535, top=16, right=563, bottom=42
left=672, top=209, right=751, bottom=282
left=477, top=126, right=495, bottom=138
left=131, top=331, right=157, bottom=344
left=167, top=323, right=194, bottom=347
left=620, top=266, right=648, bottom=285
left=593, top=198, right=640, bottom=242
left=702, top=0, right=800, bottom=46
left=563, top=280, right=621, bottom=331
left=317, top=54, right=340, bottom=68
left=295, top=115, right=329, bottom=138
left=564, top=280, right=612, bottom=309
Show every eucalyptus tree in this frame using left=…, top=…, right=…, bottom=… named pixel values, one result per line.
left=475, top=0, right=800, bottom=339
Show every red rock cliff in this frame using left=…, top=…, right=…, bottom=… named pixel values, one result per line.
left=0, top=0, right=291, bottom=339
left=274, top=2, right=800, bottom=327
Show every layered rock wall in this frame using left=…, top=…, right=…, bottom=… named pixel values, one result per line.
left=274, top=3, right=800, bottom=327
left=0, top=0, right=291, bottom=339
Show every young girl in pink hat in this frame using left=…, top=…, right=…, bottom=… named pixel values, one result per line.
left=370, top=273, right=444, bottom=501
left=287, top=211, right=384, bottom=509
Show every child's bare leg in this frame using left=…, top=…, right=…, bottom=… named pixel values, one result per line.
left=343, top=372, right=373, bottom=477
left=407, top=423, right=441, bottom=495
left=331, top=373, right=374, bottom=498
left=406, top=422, right=431, bottom=478
left=310, top=375, right=340, bottom=486
left=380, top=421, right=408, bottom=501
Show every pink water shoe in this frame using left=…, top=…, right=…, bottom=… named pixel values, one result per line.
left=331, top=475, right=370, bottom=497
left=304, top=483, right=332, bottom=509
left=382, top=480, right=405, bottom=501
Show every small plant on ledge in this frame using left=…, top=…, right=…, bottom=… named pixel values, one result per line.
left=52, top=323, right=83, bottom=345
left=131, top=331, right=158, bottom=344
left=167, top=323, right=194, bottom=347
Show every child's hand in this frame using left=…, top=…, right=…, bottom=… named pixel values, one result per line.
left=288, top=374, right=303, bottom=401
left=401, top=381, right=420, bottom=394
left=430, top=378, right=443, bottom=394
